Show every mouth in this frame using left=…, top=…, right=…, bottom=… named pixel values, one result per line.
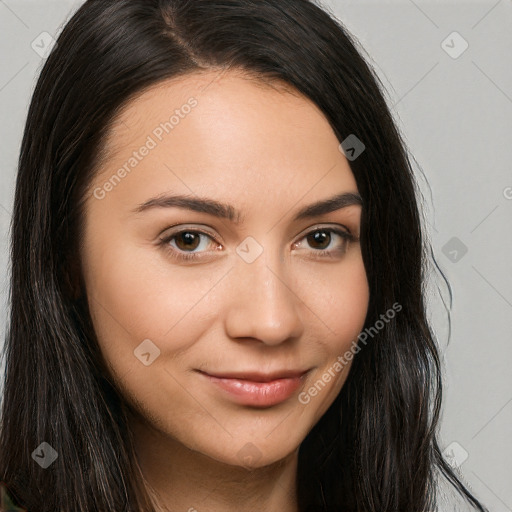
left=195, top=368, right=312, bottom=408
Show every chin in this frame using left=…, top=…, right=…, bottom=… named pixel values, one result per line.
left=197, top=432, right=303, bottom=471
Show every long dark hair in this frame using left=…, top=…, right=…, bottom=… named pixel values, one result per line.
left=0, top=0, right=488, bottom=510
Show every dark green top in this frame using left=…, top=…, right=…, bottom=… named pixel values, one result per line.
left=0, top=481, right=27, bottom=511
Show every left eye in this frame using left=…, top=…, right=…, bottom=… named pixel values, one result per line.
left=292, top=228, right=356, bottom=257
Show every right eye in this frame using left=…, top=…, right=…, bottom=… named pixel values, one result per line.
left=159, top=228, right=222, bottom=262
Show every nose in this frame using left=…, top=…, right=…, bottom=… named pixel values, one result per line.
left=223, top=247, right=304, bottom=346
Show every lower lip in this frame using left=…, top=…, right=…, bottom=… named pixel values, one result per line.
left=200, top=372, right=307, bottom=407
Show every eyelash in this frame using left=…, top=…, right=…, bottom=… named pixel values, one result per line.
left=158, top=226, right=358, bottom=263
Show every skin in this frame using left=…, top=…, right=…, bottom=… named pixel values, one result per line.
left=79, top=69, right=370, bottom=512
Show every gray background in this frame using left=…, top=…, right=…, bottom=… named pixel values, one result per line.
left=0, top=1, right=510, bottom=510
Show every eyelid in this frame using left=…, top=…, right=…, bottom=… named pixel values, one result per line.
left=158, top=224, right=223, bottom=245
left=295, top=223, right=353, bottom=239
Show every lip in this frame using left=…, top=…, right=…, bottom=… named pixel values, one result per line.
left=196, top=369, right=311, bottom=407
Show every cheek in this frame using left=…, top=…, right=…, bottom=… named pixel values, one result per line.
left=335, top=260, right=369, bottom=344
left=330, top=260, right=369, bottom=375
left=309, top=253, right=369, bottom=348
left=297, top=256, right=369, bottom=409
left=81, top=236, right=220, bottom=382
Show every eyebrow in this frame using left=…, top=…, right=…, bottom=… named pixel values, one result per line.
left=132, top=191, right=362, bottom=223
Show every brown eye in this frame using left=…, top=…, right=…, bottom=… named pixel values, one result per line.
left=174, top=231, right=202, bottom=252
left=159, top=228, right=220, bottom=262
left=293, top=227, right=356, bottom=260
left=306, top=230, right=332, bottom=250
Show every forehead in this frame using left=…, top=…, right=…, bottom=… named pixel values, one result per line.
left=101, top=68, right=334, bottom=163
left=88, top=69, right=358, bottom=213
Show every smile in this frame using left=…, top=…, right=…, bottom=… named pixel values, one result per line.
left=196, top=369, right=311, bottom=407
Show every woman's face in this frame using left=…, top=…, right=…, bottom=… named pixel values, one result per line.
left=80, top=69, right=369, bottom=468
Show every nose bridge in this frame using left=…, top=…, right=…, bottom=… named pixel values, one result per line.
left=224, top=236, right=304, bottom=345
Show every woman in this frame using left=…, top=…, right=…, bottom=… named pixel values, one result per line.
left=0, top=0, right=489, bottom=511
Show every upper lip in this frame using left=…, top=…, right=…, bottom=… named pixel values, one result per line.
left=196, top=368, right=311, bottom=382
